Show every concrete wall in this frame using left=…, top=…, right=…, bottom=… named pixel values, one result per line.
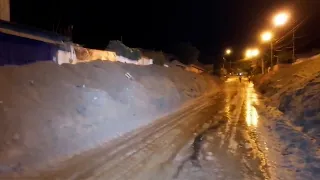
left=116, top=56, right=153, bottom=65
left=90, top=49, right=117, bottom=62
left=0, top=0, right=10, bottom=21
left=138, top=57, right=153, bottom=65
left=74, top=46, right=117, bottom=62
left=51, top=43, right=77, bottom=65
left=74, top=46, right=153, bottom=65
left=56, top=50, right=74, bottom=65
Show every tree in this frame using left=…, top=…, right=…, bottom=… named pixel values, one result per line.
left=142, top=50, right=167, bottom=65
left=170, top=42, right=200, bottom=64
left=107, top=40, right=141, bottom=60
left=235, top=60, right=253, bottom=74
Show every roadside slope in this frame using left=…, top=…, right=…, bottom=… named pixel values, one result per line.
left=255, top=57, right=320, bottom=137
left=254, top=57, right=320, bottom=179
left=0, top=60, right=220, bottom=172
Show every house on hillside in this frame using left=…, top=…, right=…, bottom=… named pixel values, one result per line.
left=164, top=53, right=179, bottom=62
left=0, top=20, right=76, bottom=66
left=203, top=64, right=214, bottom=73
left=171, top=60, right=187, bottom=70
left=186, top=62, right=205, bottom=74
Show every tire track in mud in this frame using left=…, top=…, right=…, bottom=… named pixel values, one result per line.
left=89, top=103, right=213, bottom=180
left=173, top=120, right=227, bottom=179
left=55, top=95, right=220, bottom=180
left=1, top=95, right=215, bottom=180
left=111, top=95, right=225, bottom=180
left=172, top=81, right=270, bottom=180
left=219, top=84, right=245, bottom=150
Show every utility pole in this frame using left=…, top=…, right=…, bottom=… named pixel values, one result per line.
left=261, top=58, right=265, bottom=74
left=222, top=57, right=226, bottom=68
left=270, top=42, right=273, bottom=67
left=292, top=29, right=295, bottom=62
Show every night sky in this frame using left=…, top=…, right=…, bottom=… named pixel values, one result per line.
left=10, top=0, right=320, bottom=64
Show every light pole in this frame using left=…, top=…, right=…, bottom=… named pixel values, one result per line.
left=261, top=31, right=273, bottom=67
left=273, top=12, right=289, bottom=27
left=271, top=12, right=290, bottom=63
left=224, top=48, right=232, bottom=71
left=245, top=48, right=261, bottom=73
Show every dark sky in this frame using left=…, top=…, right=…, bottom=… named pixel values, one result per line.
left=10, top=0, right=320, bottom=64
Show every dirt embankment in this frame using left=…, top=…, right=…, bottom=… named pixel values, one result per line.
left=254, top=57, right=320, bottom=137
left=0, top=60, right=220, bottom=172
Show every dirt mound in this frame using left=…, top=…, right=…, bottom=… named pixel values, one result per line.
left=256, top=57, right=320, bottom=137
left=0, top=61, right=220, bottom=172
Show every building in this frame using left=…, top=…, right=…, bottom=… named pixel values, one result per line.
left=186, top=61, right=205, bottom=74
left=0, top=0, right=10, bottom=21
left=186, top=64, right=205, bottom=74
left=171, top=60, right=187, bottom=69
left=0, top=20, right=76, bottom=66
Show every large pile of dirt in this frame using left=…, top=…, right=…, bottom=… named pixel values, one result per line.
left=255, top=57, right=320, bottom=138
left=0, top=61, right=220, bottom=172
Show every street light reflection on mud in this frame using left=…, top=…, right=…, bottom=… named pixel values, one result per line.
left=245, top=83, right=259, bottom=127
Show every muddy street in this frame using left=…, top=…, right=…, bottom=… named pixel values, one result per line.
left=173, top=78, right=269, bottom=180
left=1, top=77, right=271, bottom=180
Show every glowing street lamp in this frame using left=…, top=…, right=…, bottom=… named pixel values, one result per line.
left=245, top=49, right=253, bottom=59
left=225, top=49, right=232, bottom=55
left=245, top=48, right=259, bottom=59
left=224, top=48, right=232, bottom=70
left=273, top=12, right=289, bottom=27
left=261, top=31, right=273, bottom=42
left=261, top=31, right=274, bottom=66
left=252, top=49, right=260, bottom=56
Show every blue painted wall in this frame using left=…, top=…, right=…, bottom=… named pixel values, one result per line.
left=0, top=32, right=58, bottom=66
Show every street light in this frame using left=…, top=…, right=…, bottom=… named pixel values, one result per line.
left=246, top=48, right=263, bottom=74
left=273, top=12, right=295, bottom=61
left=261, top=31, right=273, bottom=42
left=245, top=48, right=259, bottom=59
left=224, top=48, right=232, bottom=70
left=245, top=49, right=253, bottom=59
left=261, top=31, right=274, bottom=67
left=252, top=49, right=260, bottom=56
left=225, top=49, right=232, bottom=55
left=273, top=12, right=289, bottom=27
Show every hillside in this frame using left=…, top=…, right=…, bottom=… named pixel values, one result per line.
left=256, top=56, right=320, bottom=137
left=0, top=60, right=220, bottom=172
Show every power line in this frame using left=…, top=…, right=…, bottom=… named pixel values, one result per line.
left=274, top=16, right=310, bottom=45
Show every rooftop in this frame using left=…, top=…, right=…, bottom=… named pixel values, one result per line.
left=0, top=20, right=70, bottom=44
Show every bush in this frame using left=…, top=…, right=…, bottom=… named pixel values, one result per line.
left=142, top=51, right=167, bottom=65
left=107, top=40, right=141, bottom=60
left=170, top=42, right=200, bottom=64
